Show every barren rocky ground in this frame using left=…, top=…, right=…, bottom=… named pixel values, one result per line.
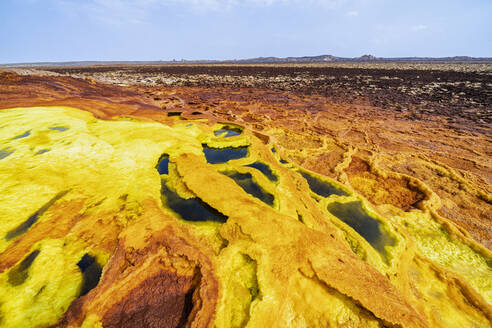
left=45, top=63, right=492, bottom=131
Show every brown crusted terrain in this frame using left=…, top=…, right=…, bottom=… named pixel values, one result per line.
left=46, top=63, right=492, bottom=129
left=0, top=65, right=491, bottom=327
left=345, top=156, right=426, bottom=211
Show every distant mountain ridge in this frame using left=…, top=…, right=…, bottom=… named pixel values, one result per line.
left=1, top=55, right=491, bottom=67
left=231, top=54, right=492, bottom=63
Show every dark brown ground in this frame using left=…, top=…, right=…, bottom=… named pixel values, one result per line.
left=45, top=63, right=492, bottom=131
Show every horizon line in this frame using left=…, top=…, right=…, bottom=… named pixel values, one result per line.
left=2, top=54, right=492, bottom=66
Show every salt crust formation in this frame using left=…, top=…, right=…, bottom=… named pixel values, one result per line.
left=0, top=71, right=490, bottom=328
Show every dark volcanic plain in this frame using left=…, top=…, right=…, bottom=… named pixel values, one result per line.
left=44, top=62, right=492, bottom=129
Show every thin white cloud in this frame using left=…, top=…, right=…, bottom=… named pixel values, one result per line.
left=51, top=0, right=349, bottom=25
left=346, top=10, right=358, bottom=16
left=54, top=0, right=158, bottom=25
left=176, top=0, right=346, bottom=7
left=412, top=24, right=428, bottom=31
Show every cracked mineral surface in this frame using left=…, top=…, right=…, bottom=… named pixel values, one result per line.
left=0, top=66, right=491, bottom=328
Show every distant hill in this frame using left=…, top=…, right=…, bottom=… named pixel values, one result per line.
left=1, top=55, right=491, bottom=67
left=230, top=54, right=492, bottom=63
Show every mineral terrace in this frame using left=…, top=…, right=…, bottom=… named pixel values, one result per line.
left=0, top=63, right=491, bottom=328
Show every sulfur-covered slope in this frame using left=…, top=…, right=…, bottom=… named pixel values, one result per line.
left=0, top=105, right=490, bottom=328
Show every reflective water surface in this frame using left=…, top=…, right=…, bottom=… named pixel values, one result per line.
left=327, top=201, right=395, bottom=260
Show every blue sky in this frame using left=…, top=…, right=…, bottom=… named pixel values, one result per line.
left=0, top=0, right=490, bottom=63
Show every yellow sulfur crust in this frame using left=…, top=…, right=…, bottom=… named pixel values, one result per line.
left=0, top=106, right=490, bottom=328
